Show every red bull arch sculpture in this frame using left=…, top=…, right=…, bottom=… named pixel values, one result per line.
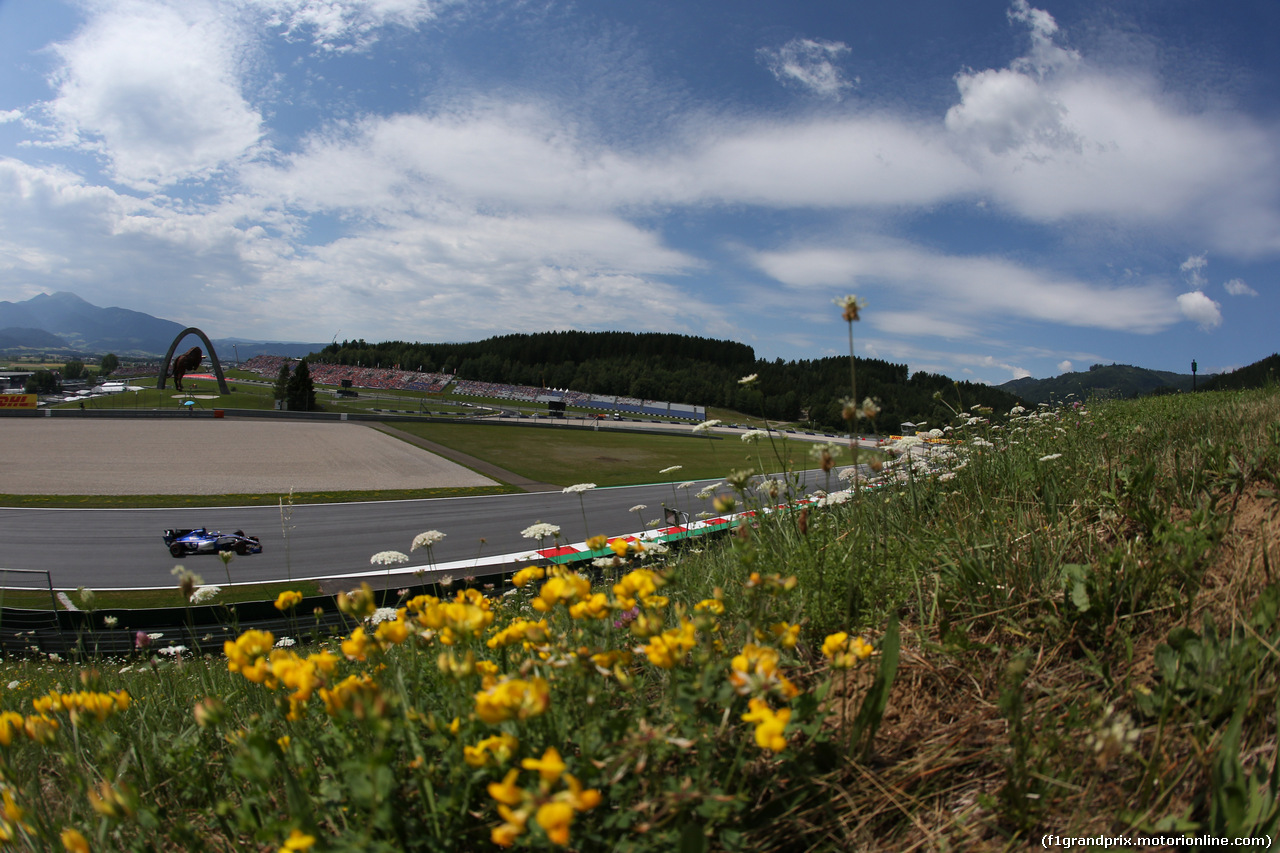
left=157, top=328, right=231, bottom=395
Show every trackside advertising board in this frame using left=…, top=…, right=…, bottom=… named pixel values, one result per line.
left=0, top=394, right=37, bottom=409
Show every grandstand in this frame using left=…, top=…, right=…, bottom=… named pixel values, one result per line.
left=240, top=356, right=706, bottom=419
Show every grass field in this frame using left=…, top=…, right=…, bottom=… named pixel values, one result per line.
left=0, top=383, right=1277, bottom=850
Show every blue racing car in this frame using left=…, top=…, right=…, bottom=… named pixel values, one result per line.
left=163, top=528, right=263, bottom=558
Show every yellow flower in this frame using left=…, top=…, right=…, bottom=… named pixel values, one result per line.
left=612, top=568, right=666, bottom=609
left=23, top=713, right=59, bottom=745
left=274, top=590, right=304, bottom=612
left=487, top=768, right=526, bottom=807
left=0, top=712, right=24, bottom=747
left=61, top=828, right=90, bottom=853
left=474, top=677, right=551, bottom=725
left=694, top=598, right=724, bottom=615
left=741, top=698, right=791, bottom=753
left=341, top=627, right=375, bottom=661
left=766, top=621, right=800, bottom=649
left=521, top=746, right=566, bottom=785
left=585, top=534, right=608, bottom=551
left=487, top=617, right=550, bottom=650
left=511, top=566, right=545, bottom=588
left=560, top=772, right=602, bottom=812
left=535, top=800, right=575, bottom=846
left=335, top=582, right=376, bottom=620
left=568, top=592, right=610, bottom=621
left=279, top=828, right=316, bottom=852
left=639, top=620, right=697, bottom=669
left=464, top=733, right=519, bottom=768
left=531, top=571, right=591, bottom=612
left=225, top=630, right=275, bottom=679
left=319, top=673, right=379, bottom=717
left=374, top=613, right=410, bottom=647
left=822, top=632, right=874, bottom=669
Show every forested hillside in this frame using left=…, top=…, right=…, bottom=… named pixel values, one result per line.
left=1202, top=353, right=1280, bottom=391
left=315, top=332, right=1023, bottom=433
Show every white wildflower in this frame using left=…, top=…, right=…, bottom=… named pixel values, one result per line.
left=370, top=550, right=410, bottom=566
left=103, top=616, right=119, bottom=628
left=158, top=645, right=187, bottom=657
left=411, top=530, right=446, bottom=551
left=1039, top=453, right=1063, bottom=462
left=521, top=522, right=561, bottom=540
left=692, top=419, right=721, bottom=434
left=367, top=607, right=399, bottom=625
left=738, top=373, right=758, bottom=386
left=562, top=483, right=596, bottom=494
left=659, top=466, right=682, bottom=475
left=629, top=504, right=647, bottom=513
left=56, top=592, right=79, bottom=612
left=275, top=637, right=297, bottom=648
left=756, top=479, right=783, bottom=499
left=190, top=585, right=221, bottom=604
left=740, top=429, right=769, bottom=443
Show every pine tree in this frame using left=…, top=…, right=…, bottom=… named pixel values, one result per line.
left=274, top=362, right=291, bottom=405
left=286, top=359, right=316, bottom=411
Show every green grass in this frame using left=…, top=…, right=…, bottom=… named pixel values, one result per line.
left=3, top=580, right=327, bottom=611
left=384, top=420, right=866, bottom=487
left=0, top=387, right=1278, bottom=850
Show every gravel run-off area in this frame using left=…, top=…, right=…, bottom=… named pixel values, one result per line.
left=0, top=419, right=497, bottom=495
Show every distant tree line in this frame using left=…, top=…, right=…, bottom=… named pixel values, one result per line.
left=1202, top=354, right=1280, bottom=392
left=22, top=354, right=121, bottom=394
left=313, top=332, right=1022, bottom=433
left=273, top=360, right=317, bottom=411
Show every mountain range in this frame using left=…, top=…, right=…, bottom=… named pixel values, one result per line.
left=0, top=292, right=324, bottom=360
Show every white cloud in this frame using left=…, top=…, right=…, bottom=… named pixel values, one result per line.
left=245, top=0, right=446, bottom=51
left=1224, top=278, right=1258, bottom=296
left=43, top=0, right=263, bottom=189
left=1180, top=253, right=1208, bottom=287
left=873, top=311, right=975, bottom=340
left=0, top=110, right=22, bottom=123
left=1057, top=359, right=1073, bottom=373
left=758, top=38, right=855, bottom=100
left=1177, top=290, right=1222, bottom=329
left=750, top=241, right=1181, bottom=333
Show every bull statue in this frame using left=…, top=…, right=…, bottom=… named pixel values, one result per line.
left=170, top=346, right=203, bottom=392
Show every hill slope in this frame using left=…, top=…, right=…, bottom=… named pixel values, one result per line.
left=999, top=363, right=1195, bottom=403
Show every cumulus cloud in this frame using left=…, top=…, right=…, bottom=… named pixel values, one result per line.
left=1177, top=290, right=1222, bottom=329
left=43, top=0, right=263, bottom=188
left=1225, top=278, right=1258, bottom=296
left=1057, top=360, right=1073, bottom=373
left=758, top=38, right=855, bottom=100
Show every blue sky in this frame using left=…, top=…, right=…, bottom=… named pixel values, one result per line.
left=0, top=0, right=1277, bottom=384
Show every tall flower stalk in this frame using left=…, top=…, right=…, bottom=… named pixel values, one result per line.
left=562, top=484, right=596, bottom=541
left=836, top=295, right=866, bottom=476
